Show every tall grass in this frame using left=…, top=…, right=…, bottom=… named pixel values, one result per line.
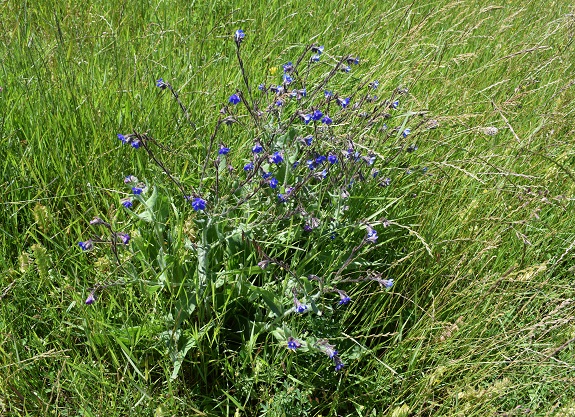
left=1, top=0, right=575, bottom=415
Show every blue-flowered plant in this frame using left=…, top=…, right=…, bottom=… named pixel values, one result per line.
left=77, top=29, right=433, bottom=381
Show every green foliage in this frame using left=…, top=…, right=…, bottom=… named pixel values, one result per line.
left=1, top=0, right=575, bottom=416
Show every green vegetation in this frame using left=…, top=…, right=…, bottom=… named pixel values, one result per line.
left=2, top=0, right=575, bottom=415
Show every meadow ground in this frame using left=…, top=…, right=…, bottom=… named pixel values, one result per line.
left=1, top=0, right=575, bottom=416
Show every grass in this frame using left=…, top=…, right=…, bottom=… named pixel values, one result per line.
left=2, top=0, right=575, bottom=415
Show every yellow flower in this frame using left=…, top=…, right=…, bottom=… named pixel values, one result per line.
left=269, top=66, right=278, bottom=75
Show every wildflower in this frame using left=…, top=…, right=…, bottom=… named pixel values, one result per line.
left=391, top=100, right=399, bottom=109
left=234, top=29, right=245, bottom=44
left=219, top=144, right=230, bottom=155
left=311, top=109, right=323, bottom=121
left=371, top=169, right=379, bottom=178
left=89, top=217, right=106, bottom=226
left=407, top=144, right=418, bottom=153
left=191, top=197, right=207, bottom=211
left=328, top=154, right=338, bottom=164
left=270, top=85, right=284, bottom=95
left=402, top=128, right=411, bottom=138
left=116, top=232, right=130, bottom=245
left=275, top=99, right=284, bottom=106
left=303, top=224, right=312, bottom=232
left=293, top=296, right=308, bottom=313
left=324, top=90, right=333, bottom=98
left=317, top=169, right=327, bottom=180
left=156, top=78, right=168, bottom=89
left=258, top=83, right=266, bottom=91
left=229, top=94, right=241, bottom=105
left=117, top=133, right=128, bottom=144
left=321, top=115, right=333, bottom=125
left=124, top=175, right=138, bottom=184
left=303, top=114, right=312, bottom=124
left=315, top=155, right=327, bottom=164
left=78, top=240, right=94, bottom=251
left=337, top=290, right=351, bottom=305
left=262, top=171, right=272, bottom=180
left=269, top=177, right=279, bottom=189
left=287, top=336, right=301, bottom=350
left=278, top=193, right=288, bottom=202
left=382, top=278, right=394, bottom=288
left=364, top=154, right=376, bottom=165
left=346, top=56, right=359, bottom=65
left=243, top=162, right=254, bottom=171
left=337, top=97, right=350, bottom=108
left=306, top=160, right=316, bottom=170
left=379, top=177, right=391, bottom=187
left=85, top=292, right=96, bottom=305
left=311, top=45, right=324, bottom=54
left=369, top=80, right=379, bottom=89
left=366, top=225, right=378, bottom=243
left=283, top=74, right=293, bottom=85
left=283, top=62, right=294, bottom=73
left=132, top=186, right=143, bottom=195
left=318, top=339, right=338, bottom=359
left=297, top=88, right=306, bottom=98
left=252, top=142, right=263, bottom=153
left=304, top=136, right=313, bottom=146
left=270, top=151, right=284, bottom=164
left=311, top=54, right=321, bottom=62
left=121, top=197, right=133, bottom=208
left=333, top=355, right=345, bottom=371
left=292, top=161, right=300, bottom=169
left=340, top=65, right=351, bottom=73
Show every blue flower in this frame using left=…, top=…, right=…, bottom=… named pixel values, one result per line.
left=303, top=114, right=312, bottom=124
left=283, top=62, right=294, bottom=73
left=298, top=88, right=306, bottom=97
left=292, top=161, right=300, bottom=169
left=311, top=109, right=323, bottom=121
left=383, top=278, right=394, bottom=288
left=270, top=85, right=284, bottom=95
left=116, top=232, right=130, bottom=245
left=321, top=115, right=332, bottom=125
left=369, top=80, right=379, bottom=89
left=269, top=177, right=279, bottom=189
left=117, top=133, right=128, bottom=144
left=338, top=290, right=351, bottom=305
left=156, top=78, right=168, bottom=89
left=132, top=186, right=143, bottom=195
left=341, top=65, right=351, bottom=73
left=287, top=336, right=301, bottom=350
left=262, top=171, right=272, bottom=180
left=85, top=292, right=96, bottom=305
left=283, top=74, right=293, bottom=85
left=78, top=240, right=94, bottom=251
left=379, top=177, right=391, bottom=187
left=315, top=155, right=327, bottom=164
left=124, top=175, right=137, bottom=184
left=243, top=162, right=254, bottom=171
left=219, top=144, right=230, bottom=155
left=328, top=154, right=338, bottom=164
left=311, top=45, right=324, bottom=54
left=318, top=339, right=338, bottom=359
left=304, top=136, right=313, bottom=146
left=130, top=138, right=141, bottom=149
left=278, top=193, right=288, bottom=202
left=337, top=97, right=350, bottom=108
left=258, top=83, right=266, bottom=91
left=252, top=142, right=263, bottom=153
left=402, top=128, right=411, bottom=138
left=234, top=29, right=245, bottom=43
left=372, top=169, right=379, bottom=178
left=366, top=226, right=378, bottom=243
left=364, top=154, right=376, bottom=165
left=121, top=197, right=133, bottom=208
left=293, top=296, right=308, bottom=313
left=391, top=100, right=399, bottom=109
left=191, top=197, right=206, bottom=211
left=270, top=151, right=284, bottom=164
left=346, top=56, right=360, bottom=65
left=306, top=160, right=316, bottom=170
left=229, top=94, right=241, bottom=105
left=333, top=356, right=345, bottom=371
left=311, top=54, right=321, bottom=62
left=275, top=99, right=284, bottom=106
left=324, top=90, right=333, bottom=98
